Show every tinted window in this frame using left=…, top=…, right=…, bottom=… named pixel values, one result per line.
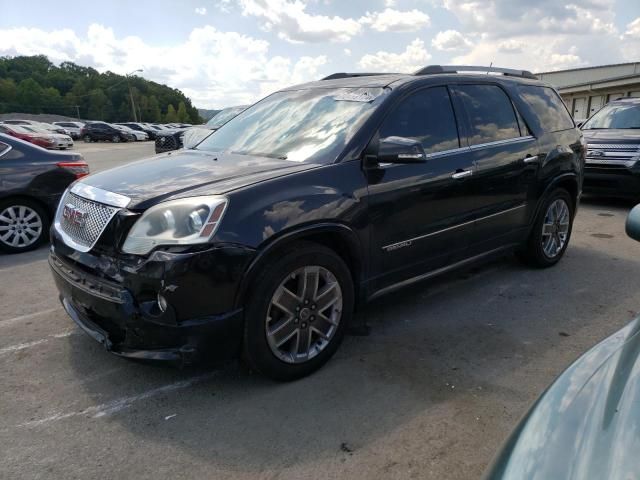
left=0, top=141, right=9, bottom=157
left=456, top=85, right=520, bottom=145
left=379, top=87, right=460, bottom=154
left=519, top=86, right=574, bottom=132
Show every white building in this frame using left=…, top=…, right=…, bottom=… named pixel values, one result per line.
left=536, top=62, right=640, bottom=121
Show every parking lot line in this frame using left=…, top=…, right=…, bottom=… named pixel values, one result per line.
left=0, top=307, right=61, bottom=327
left=0, top=330, right=76, bottom=355
left=18, top=371, right=218, bottom=428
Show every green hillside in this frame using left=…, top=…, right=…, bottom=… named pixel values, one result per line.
left=0, top=55, right=202, bottom=124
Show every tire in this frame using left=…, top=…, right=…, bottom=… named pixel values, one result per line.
left=112, top=135, right=121, bottom=143
left=242, top=242, right=354, bottom=381
left=0, top=198, right=49, bottom=254
left=517, top=188, right=574, bottom=268
left=83, top=134, right=92, bottom=143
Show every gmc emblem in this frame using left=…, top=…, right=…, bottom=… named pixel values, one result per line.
left=62, top=203, right=88, bottom=227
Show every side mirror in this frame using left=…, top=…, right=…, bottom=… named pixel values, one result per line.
left=626, top=204, right=640, bottom=242
left=377, top=136, right=427, bottom=164
left=576, top=121, right=584, bottom=128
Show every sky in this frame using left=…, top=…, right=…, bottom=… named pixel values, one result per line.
left=1, top=0, right=639, bottom=109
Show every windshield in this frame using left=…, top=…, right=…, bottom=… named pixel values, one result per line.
left=197, top=87, right=387, bottom=163
left=206, top=107, right=246, bottom=129
left=583, top=102, right=640, bottom=129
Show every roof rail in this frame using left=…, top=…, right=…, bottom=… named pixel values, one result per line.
left=414, top=65, right=537, bottom=80
left=321, top=72, right=394, bottom=81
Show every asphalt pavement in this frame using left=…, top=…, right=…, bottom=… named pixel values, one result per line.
left=1, top=142, right=639, bottom=479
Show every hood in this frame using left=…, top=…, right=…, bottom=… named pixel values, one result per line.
left=582, top=128, right=640, bottom=144
left=80, top=149, right=320, bottom=209
left=485, top=318, right=640, bottom=480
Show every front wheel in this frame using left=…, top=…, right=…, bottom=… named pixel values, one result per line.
left=0, top=199, right=49, bottom=253
left=243, top=242, right=354, bottom=381
left=83, top=134, right=92, bottom=143
left=111, top=135, right=121, bottom=143
left=517, top=189, right=574, bottom=268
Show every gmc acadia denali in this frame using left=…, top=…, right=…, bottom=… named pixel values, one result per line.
left=49, top=65, right=585, bottom=380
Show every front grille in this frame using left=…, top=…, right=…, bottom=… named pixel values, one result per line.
left=155, top=135, right=178, bottom=151
left=57, top=191, right=120, bottom=250
left=586, top=143, right=640, bottom=166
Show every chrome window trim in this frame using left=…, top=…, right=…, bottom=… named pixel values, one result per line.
left=382, top=204, right=527, bottom=252
left=71, top=182, right=131, bottom=208
left=468, top=135, right=535, bottom=151
left=0, top=143, right=13, bottom=159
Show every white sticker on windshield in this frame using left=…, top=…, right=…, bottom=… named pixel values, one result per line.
left=333, top=88, right=384, bottom=103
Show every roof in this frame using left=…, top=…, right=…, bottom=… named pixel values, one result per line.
left=284, top=72, right=544, bottom=91
left=535, top=61, right=640, bottom=76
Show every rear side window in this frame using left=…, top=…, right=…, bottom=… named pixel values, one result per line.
left=379, top=86, right=460, bottom=154
left=455, top=85, right=521, bottom=145
left=518, top=86, right=574, bottom=132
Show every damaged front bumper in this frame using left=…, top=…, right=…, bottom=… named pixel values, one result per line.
left=49, top=235, right=255, bottom=365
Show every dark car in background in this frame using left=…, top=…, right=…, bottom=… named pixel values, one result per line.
left=49, top=65, right=584, bottom=380
left=484, top=204, right=640, bottom=480
left=582, top=97, right=640, bottom=198
left=81, top=122, right=134, bottom=143
left=0, top=133, right=89, bottom=253
left=117, top=122, right=157, bottom=140
left=154, top=105, right=247, bottom=153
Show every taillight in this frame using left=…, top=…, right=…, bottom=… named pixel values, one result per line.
left=57, top=161, right=90, bottom=179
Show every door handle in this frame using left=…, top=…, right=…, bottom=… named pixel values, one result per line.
left=452, top=169, right=473, bottom=179
left=523, top=155, right=539, bottom=164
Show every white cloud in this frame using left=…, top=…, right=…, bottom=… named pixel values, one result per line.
left=358, top=39, right=431, bottom=73
left=359, top=8, right=430, bottom=32
left=344, top=48, right=352, bottom=56
left=238, top=0, right=362, bottom=43
left=194, top=7, right=207, bottom=15
left=0, top=24, right=328, bottom=108
left=625, top=17, right=640, bottom=37
left=431, top=30, right=472, bottom=51
left=384, top=0, right=396, bottom=6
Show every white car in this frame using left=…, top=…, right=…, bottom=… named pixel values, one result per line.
left=20, top=125, right=74, bottom=149
left=53, top=121, right=85, bottom=139
left=112, top=124, right=148, bottom=141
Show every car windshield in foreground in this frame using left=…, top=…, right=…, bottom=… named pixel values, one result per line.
left=206, top=107, right=247, bottom=129
left=583, top=102, right=640, bottom=129
left=197, top=87, right=388, bottom=163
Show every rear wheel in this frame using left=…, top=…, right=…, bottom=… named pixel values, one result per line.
left=0, top=199, right=49, bottom=254
left=243, top=242, right=354, bottom=381
left=517, top=188, right=574, bottom=268
left=83, top=134, right=92, bottom=143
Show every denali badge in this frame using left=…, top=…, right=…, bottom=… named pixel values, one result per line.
left=62, top=203, right=88, bottom=227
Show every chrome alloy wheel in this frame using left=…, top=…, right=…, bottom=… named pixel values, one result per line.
left=266, top=265, right=343, bottom=364
left=0, top=205, right=43, bottom=249
left=541, top=199, right=570, bottom=258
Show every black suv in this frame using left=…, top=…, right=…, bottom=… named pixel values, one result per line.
left=49, top=65, right=585, bottom=380
left=581, top=97, right=640, bottom=198
left=81, top=122, right=133, bottom=143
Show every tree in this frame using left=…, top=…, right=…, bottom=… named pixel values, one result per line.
left=164, top=104, right=178, bottom=123
left=177, top=101, right=190, bottom=123
left=0, top=78, right=17, bottom=113
left=148, top=95, right=162, bottom=123
left=0, top=55, right=203, bottom=121
left=16, top=78, right=45, bottom=113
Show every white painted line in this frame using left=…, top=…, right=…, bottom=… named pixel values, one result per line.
left=0, top=330, right=76, bottom=355
left=0, top=307, right=61, bottom=327
left=19, top=372, right=217, bottom=428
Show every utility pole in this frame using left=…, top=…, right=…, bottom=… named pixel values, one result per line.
left=126, top=69, right=143, bottom=122
left=74, top=105, right=80, bottom=120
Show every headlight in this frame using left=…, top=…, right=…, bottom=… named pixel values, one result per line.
left=122, top=196, right=228, bottom=255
